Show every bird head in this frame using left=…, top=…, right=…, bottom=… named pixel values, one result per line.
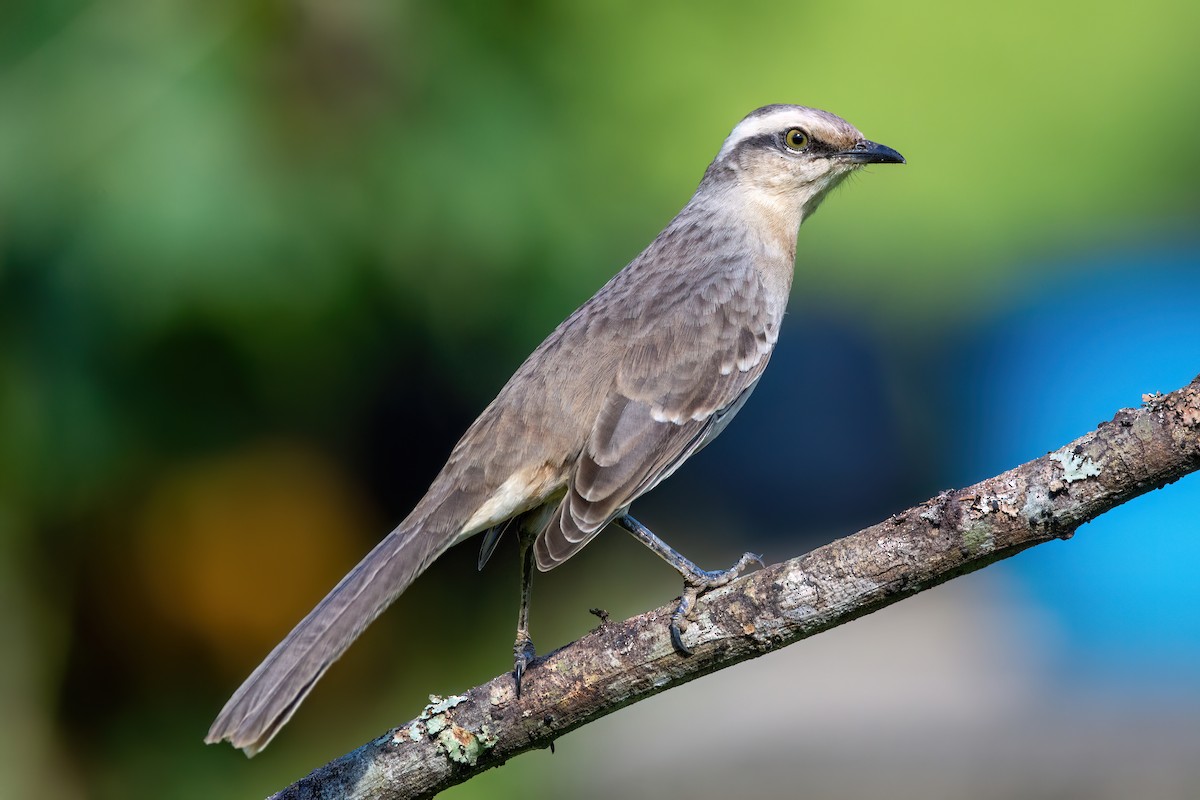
left=702, top=104, right=904, bottom=224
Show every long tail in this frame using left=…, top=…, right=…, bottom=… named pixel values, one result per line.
left=205, top=513, right=458, bottom=756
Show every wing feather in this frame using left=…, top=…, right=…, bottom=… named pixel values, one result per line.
left=534, top=264, right=781, bottom=571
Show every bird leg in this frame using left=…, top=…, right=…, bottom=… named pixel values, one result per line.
left=614, top=514, right=762, bottom=655
left=512, top=525, right=538, bottom=697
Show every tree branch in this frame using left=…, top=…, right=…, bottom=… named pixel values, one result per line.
left=272, top=375, right=1200, bottom=800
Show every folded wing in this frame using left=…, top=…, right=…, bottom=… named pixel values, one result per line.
left=534, top=268, right=780, bottom=570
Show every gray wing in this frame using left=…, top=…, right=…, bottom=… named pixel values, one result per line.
left=533, top=268, right=781, bottom=570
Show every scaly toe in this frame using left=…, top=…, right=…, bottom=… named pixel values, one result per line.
left=668, top=587, right=698, bottom=656
left=739, top=551, right=765, bottom=572
left=689, top=552, right=764, bottom=590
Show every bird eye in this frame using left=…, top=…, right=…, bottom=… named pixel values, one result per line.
left=783, top=128, right=809, bottom=151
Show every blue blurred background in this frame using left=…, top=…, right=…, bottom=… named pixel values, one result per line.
left=1, top=2, right=1197, bottom=798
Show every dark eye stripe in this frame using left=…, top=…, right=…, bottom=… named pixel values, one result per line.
left=723, top=131, right=835, bottom=161
left=735, top=133, right=780, bottom=152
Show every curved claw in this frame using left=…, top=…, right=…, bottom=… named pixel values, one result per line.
left=669, top=620, right=691, bottom=656
left=513, top=637, right=537, bottom=697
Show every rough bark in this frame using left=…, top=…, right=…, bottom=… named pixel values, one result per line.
left=272, top=375, right=1200, bottom=800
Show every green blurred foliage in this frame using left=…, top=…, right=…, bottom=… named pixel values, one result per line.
left=0, top=0, right=1197, bottom=797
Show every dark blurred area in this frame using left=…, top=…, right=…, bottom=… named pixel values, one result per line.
left=1, top=2, right=1197, bottom=798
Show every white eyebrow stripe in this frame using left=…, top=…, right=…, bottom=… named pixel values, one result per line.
left=716, top=114, right=793, bottom=159
left=714, top=106, right=862, bottom=162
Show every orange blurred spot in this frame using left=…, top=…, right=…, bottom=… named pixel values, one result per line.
left=133, top=441, right=376, bottom=673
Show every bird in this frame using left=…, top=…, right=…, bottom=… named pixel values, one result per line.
left=206, top=104, right=904, bottom=756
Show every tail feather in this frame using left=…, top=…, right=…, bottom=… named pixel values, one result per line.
left=205, top=516, right=454, bottom=755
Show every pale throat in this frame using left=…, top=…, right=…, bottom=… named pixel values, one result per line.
left=735, top=182, right=813, bottom=261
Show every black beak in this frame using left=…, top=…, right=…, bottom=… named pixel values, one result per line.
left=842, top=139, right=905, bottom=165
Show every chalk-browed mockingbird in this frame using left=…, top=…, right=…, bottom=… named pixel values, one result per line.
left=206, top=104, right=904, bottom=755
